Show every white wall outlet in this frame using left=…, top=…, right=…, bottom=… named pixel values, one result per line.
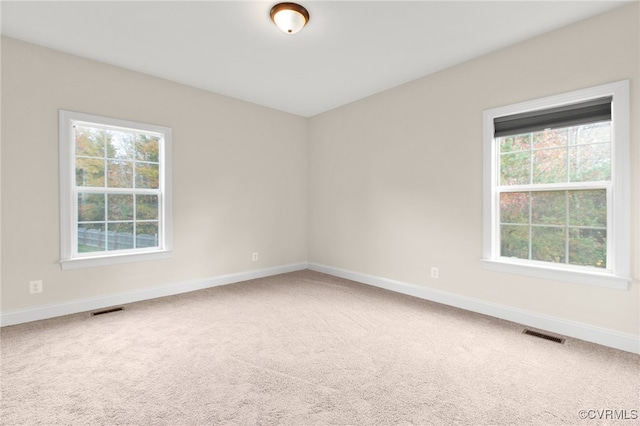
left=252, top=252, right=259, bottom=262
left=29, top=280, right=43, bottom=294
left=430, top=267, right=439, bottom=279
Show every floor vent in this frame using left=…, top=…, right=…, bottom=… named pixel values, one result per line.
left=91, top=307, right=124, bottom=316
left=522, top=329, right=565, bottom=344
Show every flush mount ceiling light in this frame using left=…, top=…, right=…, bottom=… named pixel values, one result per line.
left=270, top=2, right=309, bottom=35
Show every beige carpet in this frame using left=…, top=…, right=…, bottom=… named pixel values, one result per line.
left=1, top=270, right=638, bottom=425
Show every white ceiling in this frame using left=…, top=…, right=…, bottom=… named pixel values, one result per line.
left=1, top=1, right=632, bottom=117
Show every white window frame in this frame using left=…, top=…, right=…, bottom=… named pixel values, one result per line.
left=482, top=81, right=630, bottom=290
left=59, top=110, right=172, bottom=270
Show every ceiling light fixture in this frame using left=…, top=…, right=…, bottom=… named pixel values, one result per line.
left=270, top=2, right=309, bottom=35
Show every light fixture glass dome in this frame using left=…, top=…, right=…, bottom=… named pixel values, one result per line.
left=270, top=3, right=309, bottom=34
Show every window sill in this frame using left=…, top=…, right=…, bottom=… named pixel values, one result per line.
left=60, top=250, right=172, bottom=270
left=482, top=259, right=630, bottom=290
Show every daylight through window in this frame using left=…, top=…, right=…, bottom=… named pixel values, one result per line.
left=497, top=122, right=610, bottom=268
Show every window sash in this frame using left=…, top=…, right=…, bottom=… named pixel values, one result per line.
left=493, top=186, right=611, bottom=271
left=72, top=190, right=163, bottom=257
left=494, top=121, right=612, bottom=271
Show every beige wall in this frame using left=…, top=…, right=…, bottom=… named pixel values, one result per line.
left=308, top=3, right=640, bottom=336
left=1, top=37, right=308, bottom=311
left=2, top=4, right=638, bottom=338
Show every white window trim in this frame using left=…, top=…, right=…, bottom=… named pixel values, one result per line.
left=482, top=81, right=630, bottom=290
left=59, top=110, right=173, bottom=270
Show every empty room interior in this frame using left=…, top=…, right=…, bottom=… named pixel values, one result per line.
left=1, top=1, right=639, bottom=425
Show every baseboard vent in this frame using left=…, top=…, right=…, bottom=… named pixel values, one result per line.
left=91, top=307, right=124, bottom=316
left=523, top=329, right=565, bottom=344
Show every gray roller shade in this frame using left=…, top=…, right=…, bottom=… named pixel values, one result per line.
left=494, top=96, right=612, bottom=138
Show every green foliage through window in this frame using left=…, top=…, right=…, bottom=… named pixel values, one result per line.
left=74, top=124, right=162, bottom=254
left=497, top=122, right=610, bottom=269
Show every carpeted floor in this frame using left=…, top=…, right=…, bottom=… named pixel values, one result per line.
left=1, top=270, right=638, bottom=425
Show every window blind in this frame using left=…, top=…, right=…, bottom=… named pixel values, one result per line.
left=493, top=96, right=612, bottom=138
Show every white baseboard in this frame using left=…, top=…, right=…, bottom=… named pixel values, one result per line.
left=4, top=261, right=638, bottom=354
left=308, top=263, right=640, bottom=355
left=0, top=262, right=308, bottom=327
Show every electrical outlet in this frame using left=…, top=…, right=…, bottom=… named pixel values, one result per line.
left=29, top=280, right=43, bottom=294
left=430, top=267, right=439, bottom=279
left=252, top=252, right=259, bottom=262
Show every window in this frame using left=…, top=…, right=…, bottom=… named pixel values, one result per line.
left=482, top=81, right=630, bottom=289
left=59, top=110, right=172, bottom=269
